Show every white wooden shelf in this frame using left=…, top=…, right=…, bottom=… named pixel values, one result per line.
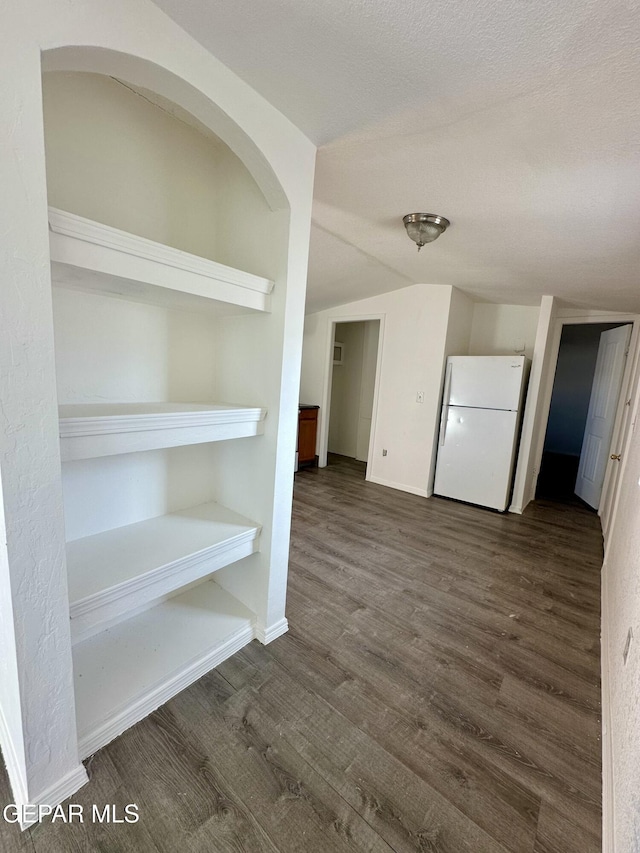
left=73, top=581, right=255, bottom=759
left=49, top=207, right=274, bottom=315
left=59, top=402, right=267, bottom=460
left=67, top=501, right=260, bottom=643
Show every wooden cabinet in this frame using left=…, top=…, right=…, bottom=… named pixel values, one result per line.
left=298, top=405, right=319, bottom=467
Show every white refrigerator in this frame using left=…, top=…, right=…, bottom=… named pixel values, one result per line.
left=434, top=355, right=529, bottom=512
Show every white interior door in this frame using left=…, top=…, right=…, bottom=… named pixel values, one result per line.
left=575, top=324, right=632, bottom=509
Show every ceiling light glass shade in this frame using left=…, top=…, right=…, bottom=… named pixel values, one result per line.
left=403, top=213, right=450, bottom=250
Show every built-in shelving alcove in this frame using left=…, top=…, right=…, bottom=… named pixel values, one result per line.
left=43, top=69, right=293, bottom=758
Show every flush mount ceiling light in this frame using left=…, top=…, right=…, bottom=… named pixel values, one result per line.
left=403, top=213, right=450, bottom=251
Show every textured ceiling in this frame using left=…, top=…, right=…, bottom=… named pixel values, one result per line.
left=153, top=0, right=640, bottom=313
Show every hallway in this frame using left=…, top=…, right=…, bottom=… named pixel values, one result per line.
left=0, top=456, right=602, bottom=851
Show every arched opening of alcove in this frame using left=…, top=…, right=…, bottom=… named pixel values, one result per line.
left=0, top=28, right=312, bottom=819
left=40, top=59, right=295, bottom=681
left=41, top=46, right=290, bottom=214
left=42, top=69, right=280, bottom=281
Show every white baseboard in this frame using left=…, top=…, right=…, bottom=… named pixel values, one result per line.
left=367, top=475, right=430, bottom=498
left=0, top=701, right=28, bottom=807
left=78, top=623, right=254, bottom=759
left=255, top=618, right=288, bottom=645
left=601, top=564, right=615, bottom=853
left=0, top=699, right=88, bottom=831
left=20, top=764, right=89, bottom=830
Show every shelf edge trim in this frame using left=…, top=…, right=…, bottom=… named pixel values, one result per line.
left=59, top=407, right=268, bottom=437
left=76, top=622, right=255, bottom=759
left=69, top=527, right=260, bottom=617
left=49, top=207, right=274, bottom=295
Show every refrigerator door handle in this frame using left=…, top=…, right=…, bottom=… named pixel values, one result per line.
left=439, top=362, right=453, bottom=445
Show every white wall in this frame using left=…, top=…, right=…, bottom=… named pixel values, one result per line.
left=52, top=288, right=219, bottom=405
left=44, top=72, right=222, bottom=262
left=510, top=296, right=558, bottom=512
left=601, top=377, right=640, bottom=851
left=329, top=322, right=366, bottom=458
left=327, top=320, right=379, bottom=460
left=444, top=287, right=474, bottom=356
left=0, top=0, right=315, bottom=813
left=301, top=283, right=456, bottom=497
left=43, top=72, right=277, bottom=280
left=356, top=321, right=380, bottom=461
left=469, top=303, right=540, bottom=359
left=54, top=285, right=223, bottom=542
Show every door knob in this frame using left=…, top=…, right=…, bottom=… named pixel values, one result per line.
left=610, top=454, right=621, bottom=461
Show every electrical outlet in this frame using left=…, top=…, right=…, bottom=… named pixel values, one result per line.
left=623, top=627, right=633, bottom=665
left=416, top=391, right=425, bottom=403
left=382, top=449, right=388, bottom=457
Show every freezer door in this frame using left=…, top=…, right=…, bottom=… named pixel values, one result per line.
left=447, top=355, right=527, bottom=410
left=434, top=406, right=519, bottom=511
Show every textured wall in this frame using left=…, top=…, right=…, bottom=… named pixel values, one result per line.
left=603, top=390, right=640, bottom=851
left=1, top=0, right=315, bottom=812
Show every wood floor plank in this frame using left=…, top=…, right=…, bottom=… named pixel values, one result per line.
left=496, top=674, right=601, bottom=760
left=243, top=640, right=540, bottom=853
left=288, top=599, right=601, bottom=805
left=173, top=678, right=397, bottom=853
left=260, top=678, right=515, bottom=853
left=0, top=767, right=36, bottom=853
left=106, top=707, right=279, bottom=853
left=29, top=751, right=159, bottom=853
left=533, top=798, right=600, bottom=853
left=0, top=453, right=602, bottom=852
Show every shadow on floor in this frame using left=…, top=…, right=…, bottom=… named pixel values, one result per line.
left=536, top=451, right=582, bottom=502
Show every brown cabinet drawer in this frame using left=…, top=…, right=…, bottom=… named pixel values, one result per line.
left=297, top=407, right=318, bottom=466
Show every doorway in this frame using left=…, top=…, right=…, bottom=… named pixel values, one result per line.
left=327, top=320, right=380, bottom=476
left=537, top=322, right=632, bottom=508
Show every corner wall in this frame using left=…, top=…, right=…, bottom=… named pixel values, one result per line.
left=510, top=296, right=558, bottom=513
left=601, top=377, right=640, bottom=851
left=469, top=304, right=540, bottom=359
left=1, top=0, right=315, bottom=815
left=300, top=283, right=459, bottom=497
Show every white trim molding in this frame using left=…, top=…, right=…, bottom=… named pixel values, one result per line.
left=601, top=561, right=616, bottom=853
left=59, top=403, right=267, bottom=461
left=20, top=765, right=90, bottom=830
left=77, top=623, right=254, bottom=760
left=49, top=207, right=274, bottom=294
left=0, top=702, right=28, bottom=809
left=255, top=618, right=289, bottom=644
left=368, top=475, right=431, bottom=499
left=49, top=207, right=273, bottom=314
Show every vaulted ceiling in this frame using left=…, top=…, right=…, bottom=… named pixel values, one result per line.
left=153, top=0, right=640, bottom=313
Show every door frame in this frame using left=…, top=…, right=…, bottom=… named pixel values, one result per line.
left=318, top=314, right=385, bottom=477
left=529, top=310, right=639, bottom=535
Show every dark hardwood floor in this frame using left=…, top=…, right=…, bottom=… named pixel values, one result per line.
left=0, top=454, right=603, bottom=852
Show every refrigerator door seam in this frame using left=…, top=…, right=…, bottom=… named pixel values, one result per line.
left=440, top=363, right=453, bottom=445
left=448, top=405, right=518, bottom=412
